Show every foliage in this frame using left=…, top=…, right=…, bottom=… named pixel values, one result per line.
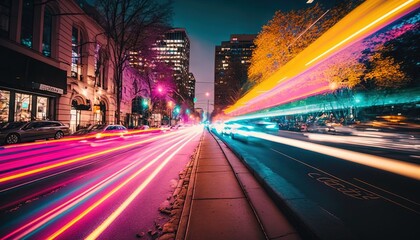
left=364, top=51, right=407, bottom=89
left=91, top=0, right=172, bottom=123
left=248, top=1, right=361, bottom=84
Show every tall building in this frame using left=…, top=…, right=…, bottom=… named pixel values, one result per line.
left=0, top=0, right=123, bottom=131
left=187, top=72, right=196, bottom=102
left=152, top=28, right=192, bottom=105
left=214, top=34, right=256, bottom=112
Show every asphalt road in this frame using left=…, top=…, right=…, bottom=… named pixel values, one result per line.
left=0, top=127, right=202, bottom=239
left=216, top=130, right=420, bottom=240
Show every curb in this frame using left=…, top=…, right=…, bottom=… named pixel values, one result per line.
left=175, top=130, right=204, bottom=240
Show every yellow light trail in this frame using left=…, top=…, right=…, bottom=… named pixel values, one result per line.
left=251, top=132, right=420, bottom=180
left=305, top=0, right=415, bottom=66
left=225, top=0, right=419, bottom=115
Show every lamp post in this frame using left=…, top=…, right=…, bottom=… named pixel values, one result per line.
left=206, top=92, right=210, bottom=123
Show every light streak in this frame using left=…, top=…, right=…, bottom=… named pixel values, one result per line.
left=0, top=130, right=179, bottom=184
left=225, top=0, right=419, bottom=116
left=1, top=128, right=163, bottom=149
left=4, top=131, right=193, bottom=240
left=85, top=130, right=201, bottom=239
left=249, top=132, right=420, bottom=180
left=47, top=129, right=201, bottom=239
left=305, top=0, right=415, bottom=66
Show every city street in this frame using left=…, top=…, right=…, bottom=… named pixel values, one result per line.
left=0, top=127, right=202, bottom=239
left=215, top=129, right=420, bottom=239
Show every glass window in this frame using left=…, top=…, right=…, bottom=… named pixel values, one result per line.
left=0, top=0, right=11, bottom=38
left=42, top=7, right=52, bottom=57
left=0, top=90, right=10, bottom=122
left=15, top=93, right=32, bottom=122
left=21, top=0, right=34, bottom=48
left=36, top=96, right=48, bottom=120
left=71, top=26, right=82, bottom=79
left=94, top=44, right=108, bottom=88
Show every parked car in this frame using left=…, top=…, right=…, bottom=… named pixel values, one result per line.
left=0, top=120, right=70, bottom=145
left=307, top=122, right=335, bottom=133
left=134, top=125, right=150, bottom=130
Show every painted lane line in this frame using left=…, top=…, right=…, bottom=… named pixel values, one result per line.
left=354, top=178, right=419, bottom=206
left=252, top=132, right=420, bottom=180
left=270, top=148, right=420, bottom=214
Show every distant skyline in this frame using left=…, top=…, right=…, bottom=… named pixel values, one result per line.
left=171, top=0, right=339, bottom=112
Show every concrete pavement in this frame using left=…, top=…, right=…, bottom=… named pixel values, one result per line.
left=176, top=129, right=300, bottom=240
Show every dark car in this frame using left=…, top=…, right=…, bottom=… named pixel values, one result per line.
left=0, top=121, right=70, bottom=145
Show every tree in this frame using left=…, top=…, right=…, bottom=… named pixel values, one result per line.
left=364, top=50, right=407, bottom=89
left=248, top=0, right=362, bottom=84
left=91, top=0, right=172, bottom=124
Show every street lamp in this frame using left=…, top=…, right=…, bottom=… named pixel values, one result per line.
left=206, top=92, right=210, bottom=123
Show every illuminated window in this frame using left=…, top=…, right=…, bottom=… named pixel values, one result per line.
left=94, top=43, right=107, bottom=89
left=71, top=26, right=83, bottom=79
left=36, top=96, right=48, bottom=120
left=15, top=93, right=32, bottom=122
left=0, top=90, right=10, bottom=122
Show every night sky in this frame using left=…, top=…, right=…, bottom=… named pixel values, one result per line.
left=171, top=0, right=339, bottom=111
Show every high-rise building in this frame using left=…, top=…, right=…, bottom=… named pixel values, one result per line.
left=152, top=28, right=191, bottom=104
left=187, top=72, right=196, bottom=102
left=214, top=34, right=256, bottom=112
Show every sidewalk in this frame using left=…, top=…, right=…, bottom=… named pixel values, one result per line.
left=176, top=129, right=300, bottom=240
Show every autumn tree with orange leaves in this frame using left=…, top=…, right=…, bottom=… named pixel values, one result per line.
left=248, top=1, right=362, bottom=85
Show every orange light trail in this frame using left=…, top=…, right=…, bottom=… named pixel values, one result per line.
left=225, top=0, right=419, bottom=116
left=250, top=132, right=420, bottom=180
left=305, top=0, right=416, bottom=66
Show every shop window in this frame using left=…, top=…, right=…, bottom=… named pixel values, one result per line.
left=42, top=7, right=53, bottom=57
left=0, top=90, right=10, bottom=122
left=21, top=0, right=34, bottom=48
left=36, top=96, right=48, bottom=120
left=15, top=93, right=32, bottom=122
left=0, top=0, right=11, bottom=38
left=71, top=26, right=83, bottom=79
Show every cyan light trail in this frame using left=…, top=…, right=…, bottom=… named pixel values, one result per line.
left=227, top=88, right=420, bottom=122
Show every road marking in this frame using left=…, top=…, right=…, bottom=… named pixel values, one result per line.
left=354, top=178, right=420, bottom=206
left=270, top=148, right=420, bottom=214
left=270, top=148, right=377, bottom=194
left=253, top=132, right=420, bottom=180
left=308, top=172, right=379, bottom=200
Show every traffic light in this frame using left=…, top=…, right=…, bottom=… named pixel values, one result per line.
left=142, top=99, right=148, bottom=107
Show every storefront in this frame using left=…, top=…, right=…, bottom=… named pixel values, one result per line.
left=0, top=46, right=66, bottom=123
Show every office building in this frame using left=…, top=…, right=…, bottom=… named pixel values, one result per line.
left=214, top=34, right=256, bottom=112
